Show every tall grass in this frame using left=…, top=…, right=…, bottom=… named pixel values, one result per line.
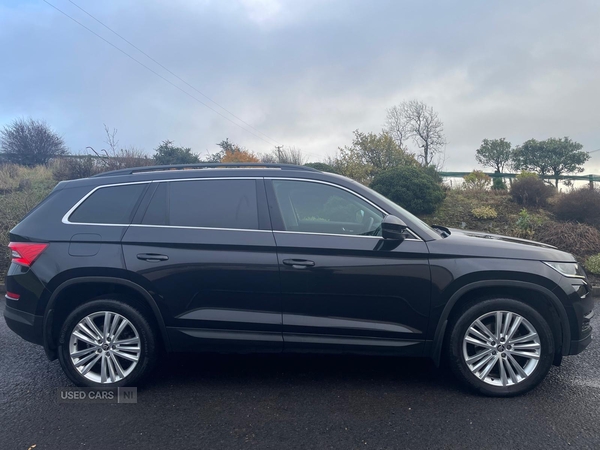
left=0, top=164, right=57, bottom=282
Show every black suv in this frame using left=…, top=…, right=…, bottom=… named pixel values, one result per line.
left=3, top=163, right=593, bottom=396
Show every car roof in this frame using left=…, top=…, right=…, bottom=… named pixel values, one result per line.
left=53, top=163, right=347, bottom=190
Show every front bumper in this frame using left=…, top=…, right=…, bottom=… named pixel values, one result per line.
left=3, top=303, right=44, bottom=346
left=570, top=333, right=592, bottom=355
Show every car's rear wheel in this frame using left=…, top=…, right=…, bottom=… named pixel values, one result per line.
left=447, top=298, right=555, bottom=397
left=58, top=298, right=157, bottom=387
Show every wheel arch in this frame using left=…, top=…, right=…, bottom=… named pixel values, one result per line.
left=43, top=276, right=171, bottom=360
left=430, top=280, right=570, bottom=367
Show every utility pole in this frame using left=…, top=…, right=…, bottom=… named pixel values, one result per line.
left=275, top=145, right=283, bottom=162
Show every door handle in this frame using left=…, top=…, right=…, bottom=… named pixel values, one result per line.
left=136, top=253, right=169, bottom=262
left=282, top=259, right=315, bottom=269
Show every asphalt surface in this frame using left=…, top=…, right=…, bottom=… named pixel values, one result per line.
left=1, top=298, right=600, bottom=450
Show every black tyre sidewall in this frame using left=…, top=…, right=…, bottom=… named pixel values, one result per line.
left=447, top=298, right=555, bottom=397
left=58, top=299, right=157, bottom=388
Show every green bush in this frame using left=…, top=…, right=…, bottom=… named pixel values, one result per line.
left=514, top=208, right=544, bottom=239
left=585, top=254, right=600, bottom=275
left=370, top=166, right=445, bottom=215
left=553, top=188, right=600, bottom=226
left=463, top=170, right=491, bottom=190
left=510, top=174, right=554, bottom=206
left=471, top=206, right=497, bottom=219
left=492, top=177, right=507, bottom=190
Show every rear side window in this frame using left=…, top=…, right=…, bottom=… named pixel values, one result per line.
left=69, top=184, right=147, bottom=224
left=142, top=179, right=259, bottom=230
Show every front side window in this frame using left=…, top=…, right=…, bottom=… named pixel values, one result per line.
left=272, top=180, right=384, bottom=236
left=69, top=183, right=147, bottom=224
left=143, top=179, right=259, bottom=230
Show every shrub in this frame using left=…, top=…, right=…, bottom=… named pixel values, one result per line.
left=370, top=166, right=445, bottom=215
left=585, top=254, right=600, bottom=275
left=463, top=170, right=491, bottom=190
left=553, top=188, right=600, bottom=226
left=471, top=206, right=498, bottom=219
left=52, top=156, right=100, bottom=181
left=154, top=140, right=199, bottom=165
left=514, top=209, right=544, bottom=239
left=535, top=221, right=600, bottom=257
left=491, top=176, right=507, bottom=190
left=510, top=173, right=554, bottom=206
left=0, top=118, right=68, bottom=166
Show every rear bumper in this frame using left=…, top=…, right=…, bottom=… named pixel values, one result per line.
left=3, top=303, right=44, bottom=346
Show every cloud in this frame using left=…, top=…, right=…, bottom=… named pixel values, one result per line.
left=1, top=0, right=599, bottom=171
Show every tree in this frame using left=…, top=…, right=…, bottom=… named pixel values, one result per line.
left=475, top=138, right=512, bottom=173
left=385, top=100, right=446, bottom=166
left=513, top=137, right=589, bottom=187
left=153, top=140, right=200, bottom=165
left=217, top=139, right=260, bottom=163
left=0, top=118, right=68, bottom=166
left=331, top=130, right=417, bottom=184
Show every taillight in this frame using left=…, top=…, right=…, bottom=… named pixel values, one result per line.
left=8, top=242, right=48, bottom=267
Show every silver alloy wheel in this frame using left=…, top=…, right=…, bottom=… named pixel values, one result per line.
left=69, top=311, right=141, bottom=384
left=462, top=310, right=541, bottom=387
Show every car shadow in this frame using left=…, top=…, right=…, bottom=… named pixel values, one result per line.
left=144, top=352, right=463, bottom=394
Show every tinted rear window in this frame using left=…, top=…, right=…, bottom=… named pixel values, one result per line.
left=69, top=184, right=147, bottom=224
left=142, top=179, right=259, bottom=229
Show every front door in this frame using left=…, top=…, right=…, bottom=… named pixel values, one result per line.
left=266, top=178, right=431, bottom=355
left=122, top=178, right=282, bottom=353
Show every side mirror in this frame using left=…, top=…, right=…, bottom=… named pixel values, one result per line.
left=382, top=215, right=408, bottom=240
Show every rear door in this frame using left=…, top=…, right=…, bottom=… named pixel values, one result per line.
left=266, top=178, right=431, bottom=355
left=121, top=177, right=282, bottom=352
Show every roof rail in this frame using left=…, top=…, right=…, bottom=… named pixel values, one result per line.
left=92, top=163, right=320, bottom=177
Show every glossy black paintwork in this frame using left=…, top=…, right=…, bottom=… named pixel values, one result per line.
left=4, top=166, right=593, bottom=362
left=274, top=232, right=430, bottom=354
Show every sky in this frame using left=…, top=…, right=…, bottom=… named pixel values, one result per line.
left=1, top=0, right=600, bottom=172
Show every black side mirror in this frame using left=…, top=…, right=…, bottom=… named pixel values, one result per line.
left=382, top=215, right=408, bottom=240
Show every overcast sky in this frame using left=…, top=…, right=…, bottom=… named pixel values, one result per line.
left=1, top=0, right=599, bottom=171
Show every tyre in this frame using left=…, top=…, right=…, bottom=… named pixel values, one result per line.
left=57, top=298, right=157, bottom=387
left=446, top=298, right=555, bottom=397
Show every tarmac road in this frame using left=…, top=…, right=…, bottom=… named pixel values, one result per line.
left=1, top=297, right=599, bottom=450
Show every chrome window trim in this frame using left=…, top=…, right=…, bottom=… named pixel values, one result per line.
left=128, top=224, right=271, bottom=233
left=61, top=176, right=423, bottom=241
left=266, top=177, right=422, bottom=241
left=61, top=180, right=151, bottom=226
left=62, top=177, right=262, bottom=228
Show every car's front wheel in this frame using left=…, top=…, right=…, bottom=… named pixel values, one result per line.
left=57, top=298, right=157, bottom=387
left=447, top=298, right=555, bottom=397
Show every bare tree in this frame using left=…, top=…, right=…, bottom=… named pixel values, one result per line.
left=0, top=118, right=68, bottom=166
left=385, top=105, right=409, bottom=148
left=261, top=146, right=307, bottom=165
left=385, top=100, right=446, bottom=166
left=87, top=125, right=152, bottom=170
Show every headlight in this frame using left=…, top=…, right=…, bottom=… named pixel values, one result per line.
left=543, top=261, right=586, bottom=278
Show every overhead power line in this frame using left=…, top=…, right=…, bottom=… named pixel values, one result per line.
left=41, top=0, right=281, bottom=147
left=66, top=0, right=282, bottom=147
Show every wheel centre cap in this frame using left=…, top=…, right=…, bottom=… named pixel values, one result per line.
left=102, top=343, right=109, bottom=351
left=497, top=345, right=505, bottom=352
